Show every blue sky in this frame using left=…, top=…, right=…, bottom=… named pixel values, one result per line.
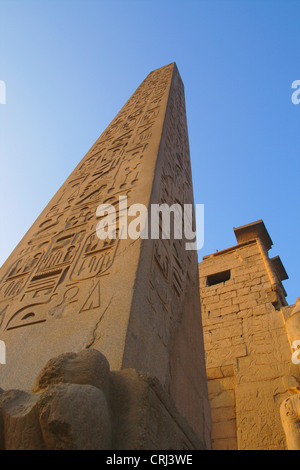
left=0, top=0, right=299, bottom=303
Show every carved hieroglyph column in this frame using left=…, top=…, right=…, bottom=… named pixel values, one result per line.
left=0, top=63, right=210, bottom=444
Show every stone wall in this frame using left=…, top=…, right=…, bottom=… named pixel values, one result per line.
left=199, top=221, right=296, bottom=450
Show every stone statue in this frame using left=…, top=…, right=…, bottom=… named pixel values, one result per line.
left=281, top=298, right=300, bottom=450
left=280, top=391, right=300, bottom=450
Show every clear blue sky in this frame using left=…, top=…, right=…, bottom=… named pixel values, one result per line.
left=0, top=0, right=299, bottom=303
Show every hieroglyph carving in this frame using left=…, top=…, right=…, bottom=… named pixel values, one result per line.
left=0, top=65, right=174, bottom=333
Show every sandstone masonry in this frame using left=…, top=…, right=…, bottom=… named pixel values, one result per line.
left=199, top=220, right=299, bottom=450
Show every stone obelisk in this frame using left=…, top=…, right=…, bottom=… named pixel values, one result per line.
left=0, top=63, right=210, bottom=443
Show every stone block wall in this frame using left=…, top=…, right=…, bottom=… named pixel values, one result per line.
left=199, top=221, right=296, bottom=450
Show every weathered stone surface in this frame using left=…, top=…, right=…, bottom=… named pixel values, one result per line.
left=109, top=369, right=204, bottom=450
left=0, top=390, right=44, bottom=450
left=0, top=63, right=210, bottom=444
left=0, top=349, right=205, bottom=450
left=0, top=390, right=4, bottom=450
left=32, top=348, right=110, bottom=396
left=285, top=298, right=300, bottom=344
left=280, top=299, right=300, bottom=450
left=199, top=221, right=292, bottom=450
left=280, top=393, right=300, bottom=450
left=37, top=383, right=111, bottom=450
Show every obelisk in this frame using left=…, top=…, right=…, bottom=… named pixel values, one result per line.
left=0, top=64, right=210, bottom=443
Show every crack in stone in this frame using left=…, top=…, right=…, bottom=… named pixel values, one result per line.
left=86, top=296, right=114, bottom=349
